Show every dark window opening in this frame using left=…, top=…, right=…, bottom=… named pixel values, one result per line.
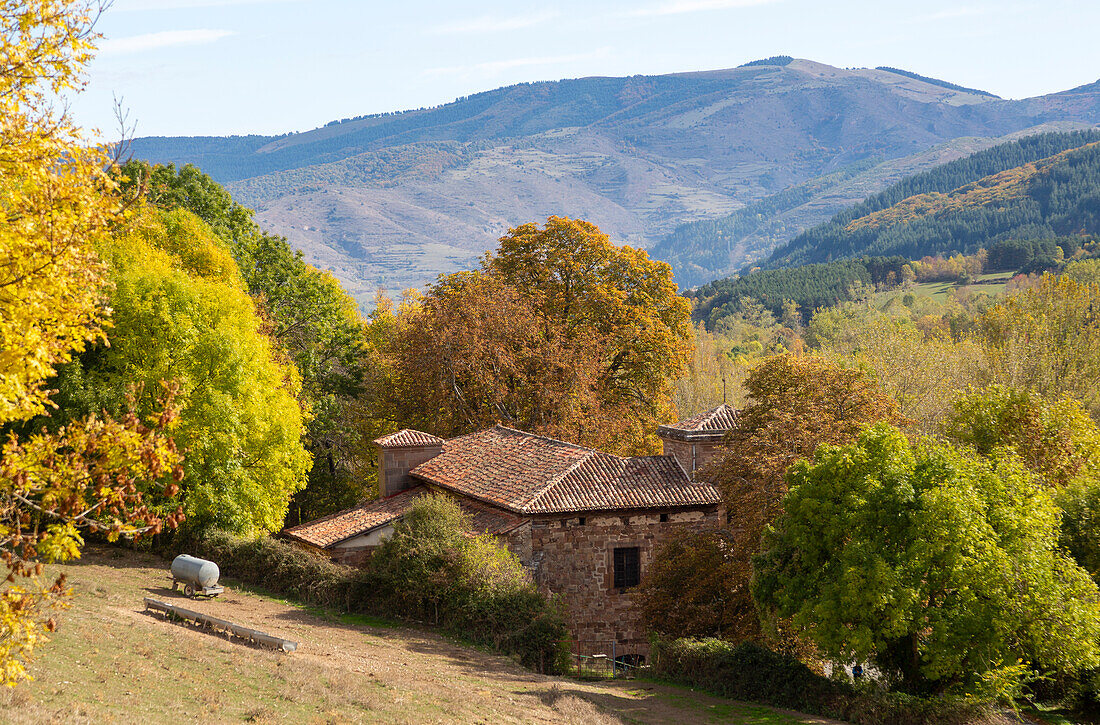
left=578, top=516, right=586, bottom=526
left=659, top=513, right=669, bottom=523
left=613, top=547, right=641, bottom=589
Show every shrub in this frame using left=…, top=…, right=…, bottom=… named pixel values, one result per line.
left=651, top=638, right=995, bottom=725
left=365, top=495, right=571, bottom=673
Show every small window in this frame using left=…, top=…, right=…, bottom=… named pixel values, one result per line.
left=613, top=547, right=641, bottom=589
left=659, top=513, right=669, bottom=523
left=578, top=516, right=586, bottom=526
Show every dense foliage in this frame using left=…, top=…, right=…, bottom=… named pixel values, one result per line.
left=753, top=424, right=1100, bottom=692
left=634, top=526, right=741, bottom=639
left=689, top=255, right=909, bottom=326
left=766, top=131, right=1100, bottom=268
left=384, top=217, right=692, bottom=454
left=46, top=209, right=311, bottom=534
left=651, top=638, right=989, bottom=725
left=116, top=161, right=379, bottom=525
left=0, top=0, right=186, bottom=685
left=644, top=356, right=902, bottom=645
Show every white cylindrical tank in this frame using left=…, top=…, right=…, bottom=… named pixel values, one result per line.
left=170, top=554, right=220, bottom=588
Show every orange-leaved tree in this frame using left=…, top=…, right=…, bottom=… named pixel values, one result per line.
left=385, top=217, right=693, bottom=454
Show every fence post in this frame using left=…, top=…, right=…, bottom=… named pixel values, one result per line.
left=612, top=639, right=616, bottom=679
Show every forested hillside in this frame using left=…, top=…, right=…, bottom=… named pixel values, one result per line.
left=766, top=130, right=1100, bottom=267
left=129, top=60, right=1100, bottom=301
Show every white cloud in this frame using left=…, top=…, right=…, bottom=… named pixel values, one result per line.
left=424, top=50, right=610, bottom=77
left=624, top=0, right=781, bottom=18
left=429, top=11, right=559, bottom=36
left=98, top=29, right=236, bottom=55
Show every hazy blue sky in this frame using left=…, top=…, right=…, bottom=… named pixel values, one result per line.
left=73, top=0, right=1100, bottom=138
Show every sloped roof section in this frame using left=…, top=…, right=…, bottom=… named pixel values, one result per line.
left=528, top=453, right=721, bottom=513
left=373, top=429, right=445, bottom=448
left=281, top=485, right=524, bottom=549
left=411, top=425, right=721, bottom=514
left=657, top=404, right=739, bottom=441
left=282, top=486, right=426, bottom=548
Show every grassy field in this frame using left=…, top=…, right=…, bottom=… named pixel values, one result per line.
left=871, top=271, right=1013, bottom=307
left=0, top=546, right=839, bottom=724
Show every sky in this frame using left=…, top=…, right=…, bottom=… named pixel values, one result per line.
left=72, top=0, right=1100, bottom=138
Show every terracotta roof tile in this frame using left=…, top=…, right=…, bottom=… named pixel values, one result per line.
left=281, top=485, right=524, bottom=549
left=373, top=429, right=445, bottom=447
left=529, top=453, right=721, bottom=513
left=282, top=487, right=425, bottom=548
left=411, top=425, right=721, bottom=514
left=657, top=404, right=738, bottom=441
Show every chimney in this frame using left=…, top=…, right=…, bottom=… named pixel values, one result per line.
left=655, top=404, right=738, bottom=480
left=373, top=429, right=444, bottom=497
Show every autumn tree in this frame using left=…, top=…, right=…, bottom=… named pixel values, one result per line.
left=753, top=424, right=1100, bottom=692
left=635, top=526, right=743, bottom=640
left=0, top=1, right=186, bottom=684
left=385, top=273, right=616, bottom=446
left=816, top=312, right=979, bottom=432
left=980, top=273, right=1100, bottom=416
left=692, top=354, right=903, bottom=642
left=386, top=217, right=692, bottom=454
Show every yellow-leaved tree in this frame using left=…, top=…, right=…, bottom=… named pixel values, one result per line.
left=1, top=1, right=184, bottom=685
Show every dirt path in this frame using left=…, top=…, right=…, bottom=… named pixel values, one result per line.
left=1, top=547, right=840, bottom=724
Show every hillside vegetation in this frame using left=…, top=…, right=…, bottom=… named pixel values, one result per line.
left=766, top=130, right=1100, bottom=267
left=129, top=61, right=1100, bottom=299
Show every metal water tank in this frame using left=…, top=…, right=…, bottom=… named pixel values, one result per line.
left=170, top=554, right=220, bottom=588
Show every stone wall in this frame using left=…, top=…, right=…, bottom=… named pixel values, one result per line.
left=514, top=507, right=721, bottom=658
left=378, top=444, right=443, bottom=497
left=658, top=439, right=724, bottom=479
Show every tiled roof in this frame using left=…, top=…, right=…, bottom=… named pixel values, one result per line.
left=411, top=425, right=721, bottom=514
left=373, top=429, right=445, bottom=448
left=281, top=485, right=524, bottom=549
left=657, top=404, right=738, bottom=441
left=282, top=487, right=426, bottom=548
left=529, top=453, right=721, bottom=513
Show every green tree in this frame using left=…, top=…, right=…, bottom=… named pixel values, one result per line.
left=753, top=424, right=1100, bottom=692
left=117, top=160, right=378, bottom=524
left=943, top=385, right=1100, bottom=581
left=54, top=209, right=310, bottom=534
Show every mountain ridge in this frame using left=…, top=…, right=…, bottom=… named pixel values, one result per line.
left=129, top=59, right=1100, bottom=304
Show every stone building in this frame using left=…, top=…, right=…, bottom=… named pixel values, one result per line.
left=282, top=406, right=735, bottom=657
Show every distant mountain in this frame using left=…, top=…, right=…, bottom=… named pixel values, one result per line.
left=130, top=59, right=1100, bottom=304
left=764, top=130, right=1100, bottom=268
left=687, top=131, right=1100, bottom=330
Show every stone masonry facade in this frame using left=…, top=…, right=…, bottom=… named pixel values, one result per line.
left=507, top=507, right=723, bottom=657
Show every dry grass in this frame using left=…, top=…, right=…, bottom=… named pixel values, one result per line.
left=0, top=546, right=825, bottom=724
